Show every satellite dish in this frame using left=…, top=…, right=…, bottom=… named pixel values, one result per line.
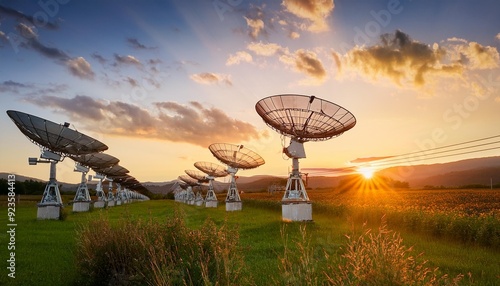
left=70, top=153, right=119, bottom=210
left=255, top=94, right=356, bottom=221
left=209, top=143, right=265, bottom=211
left=94, top=165, right=129, bottom=206
left=194, top=161, right=228, bottom=207
left=178, top=175, right=198, bottom=205
left=185, top=169, right=210, bottom=206
left=7, top=110, right=108, bottom=156
left=6, top=110, right=108, bottom=219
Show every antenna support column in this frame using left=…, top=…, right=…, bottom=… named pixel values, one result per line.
left=226, top=171, right=242, bottom=211
left=37, top=160, right=64, bottom=220
left=205, top=177, right=218, bottom=208
left=73, top=169, right=91, bottom=212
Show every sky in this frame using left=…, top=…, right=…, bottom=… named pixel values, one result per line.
left=1, top=0, right=500, bottom=185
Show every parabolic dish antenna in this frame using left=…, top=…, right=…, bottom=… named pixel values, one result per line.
left=70, top=153, right=119, bottom=169
left=185, top=169, right=210, bottom=183
left=69, top=153, right=119, bottom=211
left=209, top=143, right=265, bottom=211
left=255, top=94, right=356, bottom=221
left=94, top=164, right=129, bottom=177
left=6, top=110, right=108, bottom=219
left=255, top=94, right=356, bottom=142
left=194, top=161, right=228, bottom=208
left=7, top=110, right=108, bottom=155
left=209, top=143, right=265, bottom=169
left=178, top=175, right=198, bottom=205
left=194, top=161, right=228, bottom=177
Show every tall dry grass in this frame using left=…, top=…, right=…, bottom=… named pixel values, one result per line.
left=75, top=210, right=248, bottom=285
left=277, top=219, right=465, bottom=286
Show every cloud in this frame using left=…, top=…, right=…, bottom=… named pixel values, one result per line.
left=244, top=16, right=265, bottom=40
left=67, top=57, right=94, bottom=80
left=24, top=95, right=267, bottom=147
left=280, top=49, right=327, bottom=83
left=0, top=80, right=33, bottom=93
left=0, top=4, right=59, bottom=29
left=92, top=53, right=107, bottom=65
left=350, top=156, right=395, bottom=164
left=190, top=73, right=232, bottom=86
left=289, top=31, right=300, bottom=39
left=226, top=51, right=253, bottom=66
left=460, top=42, right=499, bottom=69
left=13, top=23, right=96, bottom=80
left=346, top=30, right=463, bottom=86
left=282, top=0, right=334, bottom=33
left=114, top=54, right=142, bottom=67
left=0, top=30, right=7, bottom=43
left=247, top=42, right=284, bottom=56
left=496, top=33, right=500, bottom=41
left=331, top=50, right=342, bottom=73
left=127, top=38, right=156, bottom=50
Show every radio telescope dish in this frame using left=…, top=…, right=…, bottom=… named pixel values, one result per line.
left=69, top=153, right=119, bottom=211
left=194, top=162, right=228, bottom=177
left=70, top=153, right=119, bottom=169
left=209, top=143, right=265, bottom=211
left=255, top=94, right=356, bottom=221
left=194, top=162, right=227, bottom=208
left=95, top=164, right=129, bottom=177
left=185, top=169, right=210, bottom=206
left=255, top=94, right=356, bottom=142
left=6, top=110, right=108, bottom=219
left=7, top=110, right=108, bottom=155
left=185, top=169, right=210, bottom=183
left=179, top=175, right=198, bottom=205
left=209, top=143, right=265, bottom=169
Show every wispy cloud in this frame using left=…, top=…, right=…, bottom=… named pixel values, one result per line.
left=114, top=54, right=142, bottom=67
left=24, top=95, right=268, bottom=147
left=226, top=51, right=253, bottom=66
left=0, top=4, right=59, bottom=29
left=247, top=42, right=284, bottom=56
left=282, top=0, right=334, bottom=33
left=127, top=38, right=156, bottom=50
left=190, top=72, right=232, bottom=86
left=245, top=16, right=265, bottom=40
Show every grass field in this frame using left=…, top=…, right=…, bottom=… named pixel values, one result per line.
left=0, top=189, right=499, bottom=285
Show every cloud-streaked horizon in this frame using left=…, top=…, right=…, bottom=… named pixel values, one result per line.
left=23, top=95, right=267, bottom=147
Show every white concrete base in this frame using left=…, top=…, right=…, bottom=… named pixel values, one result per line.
left=73, top=201, right=91, bottom=212
left=195, top=200, right=204, bottom=206
left=282, top=202, right=312, bottom=221
left=94, top=201, right=106, bottom=208
left=205, top=200, right=218, bottom=208
left=226, top=201, right=242, bottom=211
left=108, top=201, right=115, bottom=207
left=187, top=200, right=195, bottom=205
left=116, top=200, right=122, bottom=206
left=37, top=205, right=61, bottom=220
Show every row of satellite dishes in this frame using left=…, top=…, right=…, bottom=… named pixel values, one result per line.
left=170, top=94, right=356, bottom=221
left=174, top=143, right=265, bottom=211
left=7, top=110, right=150, bottom=220
left=7, top=94, right=356, bottom=221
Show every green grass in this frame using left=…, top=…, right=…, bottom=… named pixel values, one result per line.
left=1, top=199, right=499, bottom=285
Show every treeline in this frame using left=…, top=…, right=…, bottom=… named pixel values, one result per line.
left=0, top=178, right=46, bottom=195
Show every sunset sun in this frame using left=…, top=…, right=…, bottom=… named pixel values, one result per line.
left=358, top=167, right=375, bottom=179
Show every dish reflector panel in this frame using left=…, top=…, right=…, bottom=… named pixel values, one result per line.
left=194, top=161, right=228, bottom=177
left=70, top=153, right=119, bottom=169
left=185, top=169, right=209, bottom=183
left=209, top=143, right=265, bottom=169
left=255, top=94, right=356, bottom=142
left=178, top=175, right=198, bottom=186
left=6, top=110, right=108, bottom=155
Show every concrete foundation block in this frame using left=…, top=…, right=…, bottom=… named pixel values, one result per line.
left=37, top=204, right=61, bottom=220
left=226, top=201, right=242, bottom=211
left=72, top=201, right=91, bottom=212
left=94, top=201, right=106, bottom=208
left=282, top=202, right=312, bottom=221
left=205, top=200, right=218, bottom=208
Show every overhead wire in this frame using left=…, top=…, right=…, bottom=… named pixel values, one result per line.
left=301, top=133, right=500, bottom=176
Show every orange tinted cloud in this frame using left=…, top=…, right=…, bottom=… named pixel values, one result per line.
left=25, top=95, right=268, bottom=147
left=282, top=0, right=334, bottom=33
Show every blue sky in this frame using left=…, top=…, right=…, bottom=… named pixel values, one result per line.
left=1, top=0, right=499, bottom=183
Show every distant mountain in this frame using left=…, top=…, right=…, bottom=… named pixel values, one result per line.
left=4, top=156, right=500, bottom=193
left=377, top=156, right=500, bottom=188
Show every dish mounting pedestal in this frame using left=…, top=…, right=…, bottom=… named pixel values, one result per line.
left=225, top=168, right=242, bottom=211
